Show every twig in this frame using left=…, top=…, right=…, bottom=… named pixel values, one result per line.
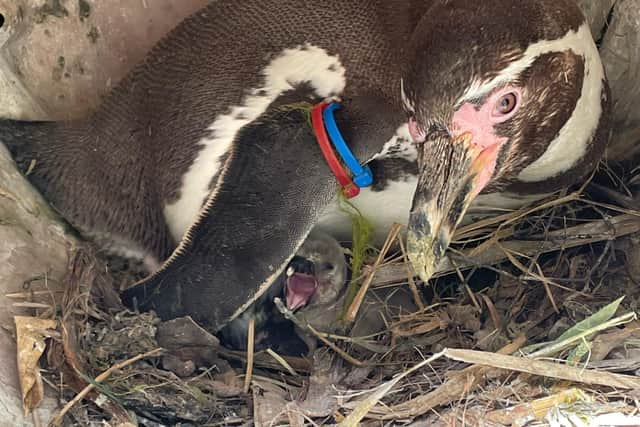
left=11, top=302, right=55, bottom=309
left=444, top=348, right=640, bottom=389
left=5, top=290, right=65, bottom=298
left=366, top=335, right=526, bottom=420
left=480, top=294, right=501, bottom=329
left=535, top=263, right=560, bottom=313
left=274, top=298, right=367, bottom=366
left=373, top=214, right=640, bottom=286
left=454, top=190, right=579, bottom=240
left=485, top=388, right=586, bottom=424
left=307, top=324, right=366, bottom=367
left=244, top=318, right=255, bottom=394
left=345, top=223, right=403, bottom=322
left=274, top=297, right=311, bottom=330
left=266, top=349, right=299, bottom=376
left=397, top=236, right=425, bottom=310
left=339, top=350, right=448, bottom=427
left=47, top=348, right=162, bottom=427
left=496, top=241, right=562, bottom=311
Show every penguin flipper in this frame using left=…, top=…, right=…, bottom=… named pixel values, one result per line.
left=121, top=106, right=338, bottom=331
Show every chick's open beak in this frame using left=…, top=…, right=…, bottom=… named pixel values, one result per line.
left=407, top=132, right=500, bottom=282
left=285, top=257, right=318, bottom=311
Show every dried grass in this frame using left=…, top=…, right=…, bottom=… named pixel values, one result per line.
left=10, top=158, right=640, bottom=426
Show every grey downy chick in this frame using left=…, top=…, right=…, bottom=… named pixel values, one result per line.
left=294, top=250, right=419, bottom=355
left=218, top=230, right=348, bottom=351
left=287, top=230, right=349, bottom=352
left=278, top=231, right=417, bottom=355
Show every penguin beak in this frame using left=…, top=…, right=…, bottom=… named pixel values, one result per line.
left=406, top=132, right=500, bottom=282
left=284, top=258, right=318, bottom=311
left=285, top=272, right=318, bottom=310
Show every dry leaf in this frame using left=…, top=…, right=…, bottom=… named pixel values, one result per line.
left=392, top=316, right=443, bottom=337
left=14, top=315, right=58, bottom=415
left=447, top=304, right=481, bottom=331
left=252, top=381, right=290, bottom=427
left=590, top=321, right=640, bottom=362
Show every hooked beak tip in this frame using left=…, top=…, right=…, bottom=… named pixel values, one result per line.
left=407, top=228, right=451, bottom=283
left=407, top=207, right=452, bottom=283
left=406, top=234, right=433, bottom=282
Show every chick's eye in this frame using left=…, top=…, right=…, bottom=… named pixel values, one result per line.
left=495, top=92, right=518, bottom=115
left=321, top=262, right=335, bottom=272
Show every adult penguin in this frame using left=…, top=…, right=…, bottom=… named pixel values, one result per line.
left=1, top=0, right=610, bottom=332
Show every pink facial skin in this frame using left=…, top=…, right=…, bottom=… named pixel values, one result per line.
left=408, top=86, right=522, bottom=195
left=452, top=86, right=521, bottom=193
left=452, top=86, right=521, bottom=148
left=408, top=116, right=425, bottom=142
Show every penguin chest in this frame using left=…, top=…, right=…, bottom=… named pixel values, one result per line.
left=315, top=125, right=552, bottom=244
left=317, top=175, right=551, bottom=246
left=316, top=124, right=419, bottom=243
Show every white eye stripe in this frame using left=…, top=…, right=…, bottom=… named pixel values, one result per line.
left=518, top=24, right=605, bottom=182
left=400, top=78, right=415, bottom=114
left=459, top=24, right=599, bottom=106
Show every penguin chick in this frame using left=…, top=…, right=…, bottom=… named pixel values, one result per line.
left=288, top=229, right=348, bottom=313
left=281, top=231, right=349, bottom=354
left=218, top=230, right=348, bottom=351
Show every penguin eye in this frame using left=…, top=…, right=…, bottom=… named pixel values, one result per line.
left=494, top=92, right=518, bottom=116
left=320, top=262, right=335, bottom=272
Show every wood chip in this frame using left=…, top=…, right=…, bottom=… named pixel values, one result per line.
left=486, top=388, right=585, bottom=425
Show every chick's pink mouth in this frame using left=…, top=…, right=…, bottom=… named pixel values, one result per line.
left=285, top=272, right=318, bottom=311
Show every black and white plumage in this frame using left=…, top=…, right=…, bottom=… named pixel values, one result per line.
left=0, top=0, right=610, bottom=332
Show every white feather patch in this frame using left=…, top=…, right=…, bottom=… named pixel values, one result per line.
left=371, top=123, right=417, bottom=162
left=317, top=182, right=550, bottom=244
left=400, top=78, right=415, bottom=113
left=164, top=44, right=347, bottom=241
left=317, top=174, right=419, bottom=244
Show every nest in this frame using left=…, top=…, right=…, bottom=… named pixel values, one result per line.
left=12, top=157, right=640, bottom=427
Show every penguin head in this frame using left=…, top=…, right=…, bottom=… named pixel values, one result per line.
left=284, top=230, right=347, bottom=311
left=400, top=0, right=609, bottom=282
